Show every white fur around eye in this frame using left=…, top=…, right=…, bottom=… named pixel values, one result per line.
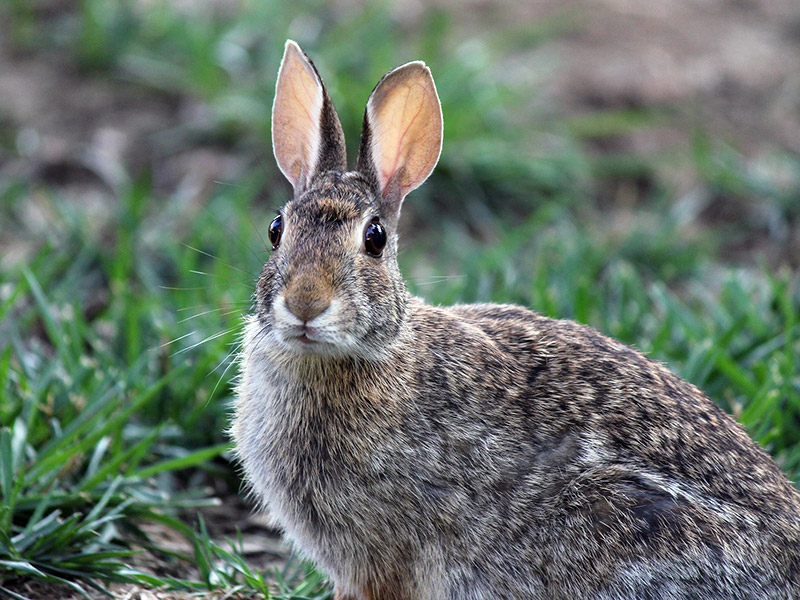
left=354, top=214, right=379, bottom=254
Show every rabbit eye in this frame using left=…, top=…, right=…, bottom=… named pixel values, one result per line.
left=268, top=215, right=283, bottom=249
left=364, top=217, right=386, bottom=257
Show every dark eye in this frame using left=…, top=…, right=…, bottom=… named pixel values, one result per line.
left=268, top=215, right=283, bottom=249
left=364, top=217, right=387, bottom=257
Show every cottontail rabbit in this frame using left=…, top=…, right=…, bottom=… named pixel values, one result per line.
left=232, top=40, right=800, bottom=600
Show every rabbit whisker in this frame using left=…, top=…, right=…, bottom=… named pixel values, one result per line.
left=176, top=302, right=251, bottom=312
left=169, top=327, right=238, bottom=357
left=210, top=179, right=245, bottom=188
left=178, top=307, right=243, bottom=324
left=243, top=320, right=272, bottom=364
left=188, top=269, right=254, bottom=289
left=182, top=243, right=257, bottom=277
left=410, top=275, right=466, bottom=286
left=200, top=199, right=267, bottom=265
left=152, top=330, right=195, bottom=350
left=205, top=343, right=244, bottom=404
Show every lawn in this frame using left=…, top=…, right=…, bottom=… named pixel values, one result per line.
left=1, top=1, right=799, bottom=599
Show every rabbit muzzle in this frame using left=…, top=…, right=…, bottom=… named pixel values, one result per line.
left=269, top=265, right=359, bottom=355
left=283, top=270, right=333, bottom=324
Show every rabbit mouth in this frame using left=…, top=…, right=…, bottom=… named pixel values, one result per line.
left=296, top=331, right=315, bottom=344
left=279, top=322, right=331, bottom=349
left=277, top=328, right=357, bottom=357
left=291, top=326, right=323, bottom=346
left=270, top=295, right=355, bottom=355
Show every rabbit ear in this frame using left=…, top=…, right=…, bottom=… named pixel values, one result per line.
left=272, top=40, right=347, bottom=196
left=356, top=61, right=442, bottom=218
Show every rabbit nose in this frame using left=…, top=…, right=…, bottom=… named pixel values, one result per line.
left=283, top=274, right=332, bottom=323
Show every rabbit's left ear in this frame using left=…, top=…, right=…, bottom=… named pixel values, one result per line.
left=356, top=61, right=442, bottom=219
left=272, top=40, right=347, bottom=197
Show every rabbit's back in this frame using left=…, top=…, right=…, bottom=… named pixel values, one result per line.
left=449, top=302, right=797, bottom=510
left=438, top=303, right=800, bottom=597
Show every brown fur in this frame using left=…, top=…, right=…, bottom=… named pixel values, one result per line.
left=232, top=41, right=800, bottom=600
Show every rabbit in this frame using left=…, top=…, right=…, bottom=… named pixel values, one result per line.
left=231, top=40, right=800, bottom=600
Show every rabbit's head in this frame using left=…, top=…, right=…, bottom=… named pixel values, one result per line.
left=254, top=40, right=442, bottom=359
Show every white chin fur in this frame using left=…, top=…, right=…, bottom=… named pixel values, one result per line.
left=267, top=295, right=360, bottom=357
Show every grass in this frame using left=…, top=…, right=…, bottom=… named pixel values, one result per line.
left=1, top=0, right=799, bottom=598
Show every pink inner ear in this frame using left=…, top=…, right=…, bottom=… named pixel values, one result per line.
left=272, top=42, right=324, bottom=189
left=379, top=89, right=425, bottom=195
left=364, top=63, right=442, bottom=206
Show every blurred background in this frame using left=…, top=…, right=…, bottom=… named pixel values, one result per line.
left=1, top=1, right=799, bottom=598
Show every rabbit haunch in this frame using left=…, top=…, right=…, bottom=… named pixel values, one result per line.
left=232, top=40, right=800, bottom=600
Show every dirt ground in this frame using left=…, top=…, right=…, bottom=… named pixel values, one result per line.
left=1, top=0, right=799, bottom=598
left=6, top=0, right=800, bottom=164
left=529, top=0, right=800, bottom=153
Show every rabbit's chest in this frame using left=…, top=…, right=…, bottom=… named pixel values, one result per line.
left=241, top=375, right=395, bottom=510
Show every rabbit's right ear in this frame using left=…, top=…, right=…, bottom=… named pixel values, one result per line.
left=272, top=40, right=347, bottom=197
left=356, top=62, right=442, bottom=220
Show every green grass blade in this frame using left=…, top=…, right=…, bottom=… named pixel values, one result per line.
left=0, top=584, right=34, bottom=600
left=78, top=428, right=160, bottom=492
left=20, top=268, right=74, bottom=371
left=133, top=442, right=229, bottom=479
